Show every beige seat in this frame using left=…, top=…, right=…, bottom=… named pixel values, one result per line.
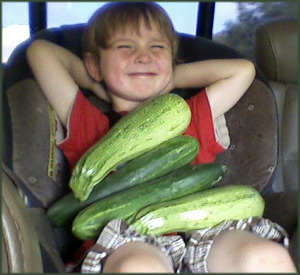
left=2, top=169, right=43, bottom=273
left=253, top=18, right=298, bottom=267
left=254, top=18, right=298, bottom=192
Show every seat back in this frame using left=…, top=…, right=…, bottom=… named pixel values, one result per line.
left=254, top=18, right=298, bottom=192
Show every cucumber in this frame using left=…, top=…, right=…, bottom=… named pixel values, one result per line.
left=72, top=163, right=226, bottom=240
left=47, top=135, right=200, bottom=227
left=130, top=185, right=265, bottom=235
left=70, top=93, right=192, bottom=202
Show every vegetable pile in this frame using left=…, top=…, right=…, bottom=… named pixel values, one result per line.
left=47, top=94, right=265, bottom=240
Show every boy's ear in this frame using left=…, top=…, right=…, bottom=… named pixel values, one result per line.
left=83, top=53, right=102, bottom=81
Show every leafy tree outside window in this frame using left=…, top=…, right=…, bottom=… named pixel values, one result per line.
left=213, top=2, right=298, bottom=60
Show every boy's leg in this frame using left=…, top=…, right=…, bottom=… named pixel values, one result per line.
left=184, top=218, right=296, bottom=273
left=103, top=242, right=174, bottom=273
left=207, top=229, right=297, bottom=273
left=81, top=220, right=185, bottom=273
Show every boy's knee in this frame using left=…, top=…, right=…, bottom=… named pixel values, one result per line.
left=240, top=239, right=296, bottom=272
left=207, top=230, right=296, bottom=273
left=103, top=242, right=174, bottom=273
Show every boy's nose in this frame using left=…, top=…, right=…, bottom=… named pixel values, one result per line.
left=134, top=50, right=152, bottom=64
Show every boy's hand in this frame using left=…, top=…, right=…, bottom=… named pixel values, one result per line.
left=91, top=82, right=111, bottom=103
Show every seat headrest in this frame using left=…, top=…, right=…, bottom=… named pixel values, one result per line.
left=254, top=19, right=298, bottom=83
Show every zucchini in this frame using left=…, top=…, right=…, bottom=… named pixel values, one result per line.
left=47, top=135, right=200, bottom=227
left=72, top=163, right=226, bottom=240
left=70, top=93, right=191, bottom=202
left=130, top=185, right=265, bottom=236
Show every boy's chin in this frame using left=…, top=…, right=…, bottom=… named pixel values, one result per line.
left=135, top=89, right=164, bottom=100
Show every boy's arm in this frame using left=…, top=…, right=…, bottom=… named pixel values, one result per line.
left=171, top=59, right=256, bottom=119
left=26, top=39, right=109, bottom=125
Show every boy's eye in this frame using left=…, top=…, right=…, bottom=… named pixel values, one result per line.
left=151, top=45, right=165, bottom=49
left=117, top=45, right=132, bottom=49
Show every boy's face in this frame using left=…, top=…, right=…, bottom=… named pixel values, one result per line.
left=97, top=18, right=173, bottom=110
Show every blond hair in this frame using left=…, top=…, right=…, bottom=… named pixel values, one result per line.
left=82, top=2, right=178, bottom=65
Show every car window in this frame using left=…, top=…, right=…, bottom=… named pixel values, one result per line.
left=2, top=2, right=30, bottom=63
left=47, top=2, right=109, bottom=27
left=3, top=2, right=198, bottom=64
left=213, top=2, right=298, bottom=60
left=47, top=2, right=199, bottom=35
left=156, top=2, right=198, bottom=34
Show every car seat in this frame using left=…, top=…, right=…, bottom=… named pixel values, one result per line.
left=2, top=169, right=43, bottom=273
left=253, top=18, right=298, bottom=267
left=2, top=21, right=296, bottom=272
left=254, top=18, right=298, bottom=192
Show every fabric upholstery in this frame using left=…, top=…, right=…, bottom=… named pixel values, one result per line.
left=254, top=18, right=298, bottom=191
left=6, top=79, right=70, bottom=208
left=254, top=19, right=298, bottom=83
left=216, top=79, right=278, bottom=192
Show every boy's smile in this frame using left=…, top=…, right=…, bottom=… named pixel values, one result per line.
left=128, top=72, right=157, bottom=77
left=97, top=18, right=174, bottom=111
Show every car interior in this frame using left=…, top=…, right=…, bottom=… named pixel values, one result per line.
left=2, top=8, right=298, bottom=273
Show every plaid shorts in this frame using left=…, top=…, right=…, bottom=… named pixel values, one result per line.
left=81, top=218, right=289, bottom=273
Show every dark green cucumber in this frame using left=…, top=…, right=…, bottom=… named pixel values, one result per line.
left=70, top=93, right=192, bottom=201
left=47, top=136, right=200, bottom=227
left=72, top=163, right=226, bottom=240
left=130, top=185, right=265, bottom=235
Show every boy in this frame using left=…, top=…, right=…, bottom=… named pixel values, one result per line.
left=27, top=2, right=296, bottom=273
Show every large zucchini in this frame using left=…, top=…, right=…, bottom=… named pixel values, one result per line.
left=70, top=93, right=192, bottom=201
left=47, top=136, right=200, bottom=227
left=72, top=163, right=226, bottom=240
left=130, top=185, right=265, bottom=235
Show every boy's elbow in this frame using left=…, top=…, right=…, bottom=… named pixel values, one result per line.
left=26, top=39, right=48, bottom=62
left=243, top=59, right=256, bottom=82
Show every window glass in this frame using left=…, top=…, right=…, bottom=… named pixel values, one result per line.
left=156, top=2, right=198, bottom=34
left=47, top=2, right=109, bottom=27
left=2, top=2, right=30, bottom=63
left=213, top=2, right=298, bottom=59
left=2, top=2, right=198, bottom=63
left=47, top=2, right=198, bottom=35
